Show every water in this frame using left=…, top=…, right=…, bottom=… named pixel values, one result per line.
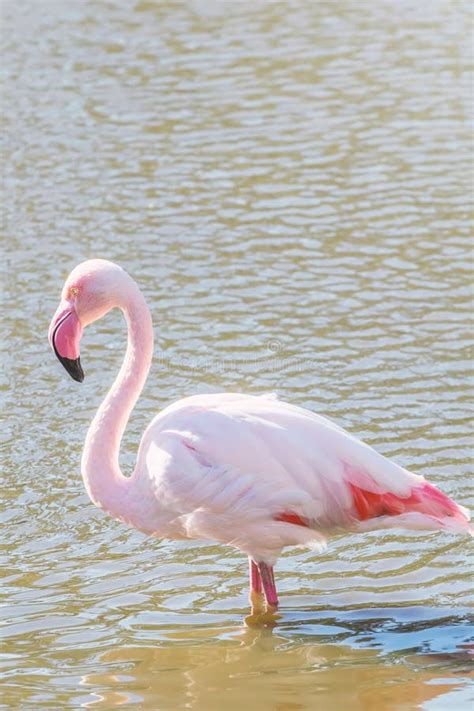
left=2, top=0, right=473, bottom=708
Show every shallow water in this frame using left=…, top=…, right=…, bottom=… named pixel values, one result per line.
left=2, top=0, right=473, bottom=708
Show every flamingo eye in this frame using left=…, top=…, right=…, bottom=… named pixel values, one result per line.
left=70, top=287, right=79, bottom=296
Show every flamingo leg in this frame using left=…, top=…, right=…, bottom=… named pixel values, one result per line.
left=257, top=561, right=279, bottom=610
left=248, top=558, right=264, bottom=612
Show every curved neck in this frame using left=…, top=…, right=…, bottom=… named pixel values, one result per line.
left=81, top=285, right=153, bottom=516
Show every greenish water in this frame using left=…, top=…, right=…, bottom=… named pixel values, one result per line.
left=2, top=1, right=473, bottom=708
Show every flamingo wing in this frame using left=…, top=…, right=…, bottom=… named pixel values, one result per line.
left=141, top=427, right=325, bottom=563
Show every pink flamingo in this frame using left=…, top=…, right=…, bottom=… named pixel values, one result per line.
left=49, top=259, right=472, bottom=617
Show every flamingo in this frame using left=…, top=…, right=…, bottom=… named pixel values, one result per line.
left=49, top=259, right=472, bottom=618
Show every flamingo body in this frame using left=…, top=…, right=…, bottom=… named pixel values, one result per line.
left=131, top=392, right=468, bottom=561
left=49, top=260, right=472, bottom=613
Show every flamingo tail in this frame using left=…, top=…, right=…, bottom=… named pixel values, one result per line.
left=351, top=480, right=472, bottom=535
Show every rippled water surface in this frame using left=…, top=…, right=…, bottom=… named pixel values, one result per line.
left=2, top=0, right=473, bottom=708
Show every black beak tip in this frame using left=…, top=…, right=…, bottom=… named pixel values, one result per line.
left=57, top=355, right=85, bottom=382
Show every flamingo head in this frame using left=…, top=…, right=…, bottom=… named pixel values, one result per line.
left=49, top=259, right=127, bottom=382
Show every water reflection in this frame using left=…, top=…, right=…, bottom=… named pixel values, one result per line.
left=80, top=622, right=471, bottom=710
left=76, top=608, right=474, bottom=708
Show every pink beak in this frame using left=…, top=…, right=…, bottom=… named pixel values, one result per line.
left=49, top=301, right=84, bottom=382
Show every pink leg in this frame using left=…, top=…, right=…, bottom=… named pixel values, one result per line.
left=249, top=558, right=262, bottom=593
left=248, top=558, right=264, bottom=612
left=257, top=561, right=278, bottom=608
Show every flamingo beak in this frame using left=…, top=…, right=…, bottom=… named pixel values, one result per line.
left=48, top=301, right=84, bottom=382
